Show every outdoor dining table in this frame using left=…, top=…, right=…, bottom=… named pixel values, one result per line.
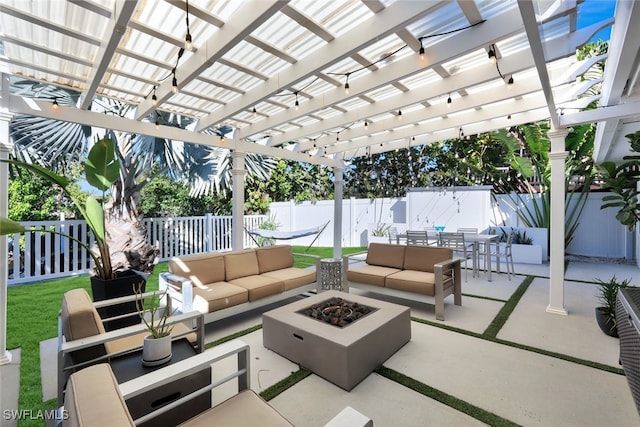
left=463, top=233, right=500, bottom=281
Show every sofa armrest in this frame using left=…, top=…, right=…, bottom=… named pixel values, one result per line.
left=343, top=251, right=368, bottom=266
left=433, top=258, right=463, bottom=320
left=292, top=252, right=321, bottom=269
left=159, top=272, right=194, bottom=314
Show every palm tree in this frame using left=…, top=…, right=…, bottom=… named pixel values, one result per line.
left=8, top=78, right=276, bottom=274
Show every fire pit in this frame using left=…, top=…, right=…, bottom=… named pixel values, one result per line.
left=297, top=297, right=377, bottom=328
left=263, top=290, right=411, bottom=390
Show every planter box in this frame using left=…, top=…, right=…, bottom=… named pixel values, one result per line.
left=511, top=244, right=542, bottom=264
left=367, top=235, right=389, bottom=244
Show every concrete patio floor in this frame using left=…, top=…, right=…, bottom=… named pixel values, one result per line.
left=203, top=260, right=640, bottom=426
left=18, top=259, right=640, bottom=426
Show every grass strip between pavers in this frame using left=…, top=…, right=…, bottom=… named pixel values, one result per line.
left=205, top=324, right=263, bottom=349
left=375, top=366, right=520, bottom=427
left=260, top=369, right=312, bottom=401
left=410, top=316, right=624, bottom=375
left=463, top=293, right=508, bottom=303
left=483, top=276, right=534, bottom=338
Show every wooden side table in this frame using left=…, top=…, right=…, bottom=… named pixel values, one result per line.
left=109, top=338, right=210, bottom=427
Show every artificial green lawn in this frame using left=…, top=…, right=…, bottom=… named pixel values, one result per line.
left=5, top=246, right=364, bottom=427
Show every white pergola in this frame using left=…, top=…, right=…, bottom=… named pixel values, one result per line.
left=0, top=0, right=639, bottom=367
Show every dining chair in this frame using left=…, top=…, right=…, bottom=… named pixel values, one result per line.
left=489, top=231, right=516, bottom=280
left=424, top=227, right=440, bottom=245
left=480, top=231, right=515, bottom=280
left=388, top=226, right=399, bottom=244
left=406, top=230, right=429, bottom=245
left=438, top=232, right=473, bottom=281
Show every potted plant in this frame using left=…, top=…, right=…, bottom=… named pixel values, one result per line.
left=368, top=223, right=391, bottom=243
left=1, top=137, right=156, bottom=329
left=135, top=284, right=175, bottom=366
left=594, top=275, right=631, bottom=337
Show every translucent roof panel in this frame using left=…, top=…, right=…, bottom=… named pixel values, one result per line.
left=0, top=0, right=606, bottom=162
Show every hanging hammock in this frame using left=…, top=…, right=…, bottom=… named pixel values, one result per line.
left=245, top=221, right=330, bottom=251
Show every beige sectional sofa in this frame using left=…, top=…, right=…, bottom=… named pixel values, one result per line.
left=346, top=243, right=462, bottom=320
left=160, top=245, right=318, bottom=323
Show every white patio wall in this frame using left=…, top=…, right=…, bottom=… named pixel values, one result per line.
left=268, top=189, right=633, bottom=260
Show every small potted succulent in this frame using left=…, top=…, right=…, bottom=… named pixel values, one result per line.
left=135, top=284, right=175, bottom=366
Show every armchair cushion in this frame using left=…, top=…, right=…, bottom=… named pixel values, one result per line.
left=179, top=390, right=293, bottom=427
left=228, top=275, right=284, bottom=301
left=63, top=363, right=134, bottom=427
left=60, top=288, right=108, bottom=364
left=261, top=267, right=316, bottom=291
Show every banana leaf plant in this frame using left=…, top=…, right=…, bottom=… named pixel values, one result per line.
left=0, top=137, right=120, bottom=280
left=597, top=131, right=640, bottom=232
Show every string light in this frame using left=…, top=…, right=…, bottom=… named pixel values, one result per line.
left=419, top=40, right=425, bottom=61
left=252, top=106, right=257, bottom=117
left=491, top=45, right=515, bottom=88
left=155, top=112, right=160, bottom=129
left=172, top=73, right=179, bottom=93
left=447, top=94, right=452, bottom=108
left=294, top=92, right=299, bottom=110
left=151, top=88, right=158, bottom=107
left=397, top=109, right=402, bottom=119
left=184, top=0, right=193, bottom=51
left=488, top=44, right=497, bottom=64
left=52, top=98, right=59, bottom=110
left=344, top=73, right=350, bottom=94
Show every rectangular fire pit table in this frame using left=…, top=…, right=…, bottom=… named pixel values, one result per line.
left=262, top=290, right=411, bottom=391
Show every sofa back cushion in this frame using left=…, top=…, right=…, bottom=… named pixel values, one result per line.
left=366, top=243, right=406, bottom=269
left=60, top=288, right=108, bottom=364
left=256, top=246, right=294, bottom=273
left=225, top=250, right=260, bottom=281
left=169, top=253, right=225, bottom=286
left=404, top=245, right=453, bottom=273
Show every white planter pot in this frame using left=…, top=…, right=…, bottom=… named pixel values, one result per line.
left=368, top=236, right=389, bottom=244
left=142, top=334, right=172, bottom=366
left=511, top=244, right=542, bottom=264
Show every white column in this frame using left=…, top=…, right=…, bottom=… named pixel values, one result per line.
left=333, top=166, right=344, bottom=259
left=0, top=73, right=14, bottom=364
left=231, top=151, right=246, bottom=251
left=547, top=128, right=569, bottom=315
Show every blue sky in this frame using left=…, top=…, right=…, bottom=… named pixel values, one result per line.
left=578, top=0, right=616, bottom=42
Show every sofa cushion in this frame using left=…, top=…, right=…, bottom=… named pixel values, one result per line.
left=228, top=275, right=284, bottom=301
left=61, top=288, right=108, bottom=364
left=256, top=246, right=294, bottom=273
left=262, top=267, right=316, bottom=291
left=385, top=270, right=437, bottom=296
left=225, top=250, right=260, bottom=281
left=403, top=246, right=453, bottom=273
left=191, top=282, right=249, bottom=313
left=64, top=363, right=135, bottom=427
left=169, top=253, right=226, bottom=286
left=179, top=389, right=293, bottom=427
left=366, top=243, right=405, bottom=269
left=347, top=265, right=401, bottom=287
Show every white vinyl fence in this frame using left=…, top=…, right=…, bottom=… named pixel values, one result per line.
left=6, top=214, right=265, bottom=285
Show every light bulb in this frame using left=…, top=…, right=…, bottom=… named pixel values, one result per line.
left=419, top=46, right=425, bottom=61
left=172, top=76, right=178, bottom=93
left=185, top=33, right=193, bottom=51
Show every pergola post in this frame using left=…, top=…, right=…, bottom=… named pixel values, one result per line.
left=231, top=150, right=246, bottom=251
left=0, top=73, right=13, bottom=365
left=547, top=128, right=569, bottom=315
left=333, top=166, right=344, bottom=259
